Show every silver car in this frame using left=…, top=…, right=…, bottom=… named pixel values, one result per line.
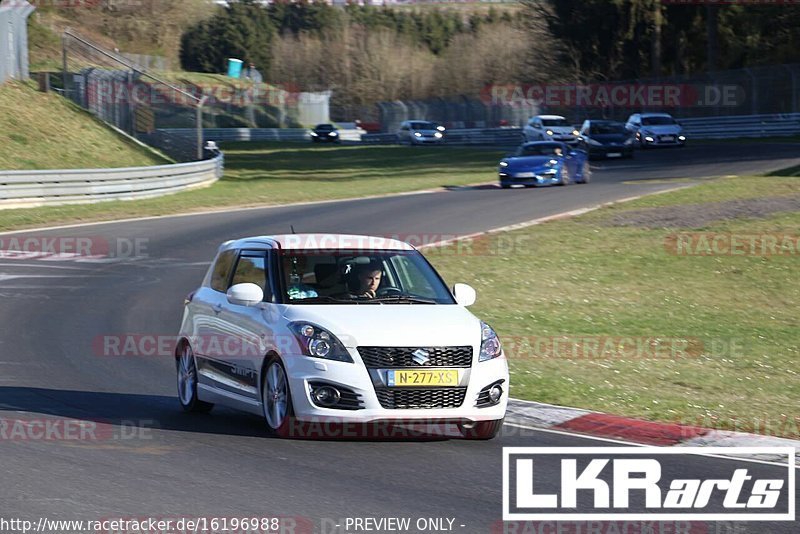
left=397, top=120, right=445, bottom=145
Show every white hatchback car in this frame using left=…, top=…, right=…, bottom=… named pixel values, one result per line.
left=397, top=120, right=445, bottom=145
left=523, top=115, right=579, bottom=144
left=176, top=234, right=508, bottom=439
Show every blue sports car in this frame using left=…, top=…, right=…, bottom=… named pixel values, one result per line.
left=498, top=142, right=591, bottom=188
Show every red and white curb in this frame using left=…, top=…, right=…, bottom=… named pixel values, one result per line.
left=506, top=398, right=800, bottom=466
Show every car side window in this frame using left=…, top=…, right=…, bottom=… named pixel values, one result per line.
left=210, top=250, right=237, bottom=292
left=230, top=251, right=270, bottom=301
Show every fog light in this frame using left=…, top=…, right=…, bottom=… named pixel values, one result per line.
left=312, top=386, right=340, bottom=407
left=488, top=385, right=503, bottom=403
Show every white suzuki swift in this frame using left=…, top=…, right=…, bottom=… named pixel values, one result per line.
left=176, top=234, right=508, bottom=439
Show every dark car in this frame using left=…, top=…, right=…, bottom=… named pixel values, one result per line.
left=498, top=142, right=590, bottom=188
left=576, top=120, right=635, bottom=159
left=310, top=123, right=340, bottom=143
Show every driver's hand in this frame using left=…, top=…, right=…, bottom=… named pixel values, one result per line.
left=363, top=289, right=376, bottom=299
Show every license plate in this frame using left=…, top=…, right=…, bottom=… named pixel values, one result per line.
left=607, top=152, right=622, bottom=158
left=515, top=172, right=535, bottom=178
left=387, top=369, right=459, bottom=387
left=661, top=136, right=674, bottom=142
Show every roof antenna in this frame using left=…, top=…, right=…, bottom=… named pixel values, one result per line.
left=290, top=224, right=296, bottom=234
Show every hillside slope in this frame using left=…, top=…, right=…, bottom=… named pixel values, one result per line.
left=0, top=81, right=168, bottom=170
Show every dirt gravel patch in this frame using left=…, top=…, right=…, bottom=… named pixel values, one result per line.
left=608, top=195, right=800, bottom=228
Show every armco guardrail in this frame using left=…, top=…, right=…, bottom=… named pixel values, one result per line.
left=361, top=128, right=523, bottom=146
left=679, top=113, right=800, bottom=139
left=160, top=128, right=366, bottom=143
left=0, top=154, right=223, bottom=209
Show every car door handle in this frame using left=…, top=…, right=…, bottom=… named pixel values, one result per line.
left=212, top=303, right=223, bottom=314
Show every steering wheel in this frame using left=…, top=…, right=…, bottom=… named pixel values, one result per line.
left=376, top=287, right=402, bottom=297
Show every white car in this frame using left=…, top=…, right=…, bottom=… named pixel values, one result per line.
left=523, top=115, right=579, bottom=144
left=176, top=234, right=508, bottom=440
left=624, top=112, right=686, bottom=148
left=397, top=120, right=445, bottom=145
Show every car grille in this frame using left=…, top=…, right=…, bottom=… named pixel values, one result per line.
left=357, top=346, right=473, bottom=368
left=375, top=387, right=467, bottom=409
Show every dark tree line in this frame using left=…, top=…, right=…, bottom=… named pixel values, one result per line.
left=524, top=0, right=800, bottom=82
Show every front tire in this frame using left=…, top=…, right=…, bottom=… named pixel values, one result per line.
left=461, top=419, right=504, bottom=440
left=262, top=359, right=294, bottom=438
left=559, top=166, right=571, bottom=186
left=580, top=161, right=591, bottom=183
left=177, top=344, right=214, bottom=413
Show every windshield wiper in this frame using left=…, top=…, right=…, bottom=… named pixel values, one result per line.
left=291, top=295, right=375, bottom=304
left=372, top=295, right=439, bottom=304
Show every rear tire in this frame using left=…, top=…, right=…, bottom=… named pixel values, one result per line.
left=461, top=419, right=504, bottom=440
left=177, top=344, right=214, bottom=413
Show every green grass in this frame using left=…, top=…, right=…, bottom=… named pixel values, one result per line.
left=0, top=81, right=168, bottom=170
left=0, top=142, right=504, bottom=231
left=428, top=175, right=800, bottom=437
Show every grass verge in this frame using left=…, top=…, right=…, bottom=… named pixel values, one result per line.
left=428, top=175, right=800, bottom=437
left=0, top=142, right=504, bottom=232
left=0, top=81, right=168, bottom=170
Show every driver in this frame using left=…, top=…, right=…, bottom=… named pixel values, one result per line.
left=351, top=261, right=382, bottom=299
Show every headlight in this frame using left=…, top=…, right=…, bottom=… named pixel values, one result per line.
left=310, top=132, right=318, bottom=136
left=328, top=132, right=338, bottom=137
left=499, top=161, right=508, bottom=167
left=436, top=125, right=445, bottom=132
left=479, top=322, right=502, bottom=362
left=434, top=132, right=443, bottom=138
left=572, top=129, right=580, bottom=136
left=289, top=322, right=353, bottom=363
left=545, top=159, right=558, bottom=167
left=414, top=132, right=422, bottom=137
left=678, top=135, right=686, bottom=141
left=545, top=129, right=554, bottom=136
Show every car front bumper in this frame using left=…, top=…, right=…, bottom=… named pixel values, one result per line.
left=588, top=146, right=634, bottom=158
left=499, top=171, right=561, bottom=186
left=282, top=349, right=509, bottom=425
left=639, top=134, right=685, bottom=146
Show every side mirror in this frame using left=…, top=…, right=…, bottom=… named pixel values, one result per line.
left=227, top=283, right=264, bottom=307
left=452, top=283, right=476, bottom=307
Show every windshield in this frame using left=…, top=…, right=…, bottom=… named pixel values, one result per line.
left=278, top=249, right=455, bottom=304
left=315, top=124, right=335, bottom=130
left=589, top=122, right=627, bottom=135
left=410, top=121, right=436, bottom=130
left=516, top=143, right=564, bottom=157
left=540, top=118, right=570, bottom=127
left=641, top=116, right=676, bottom=126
